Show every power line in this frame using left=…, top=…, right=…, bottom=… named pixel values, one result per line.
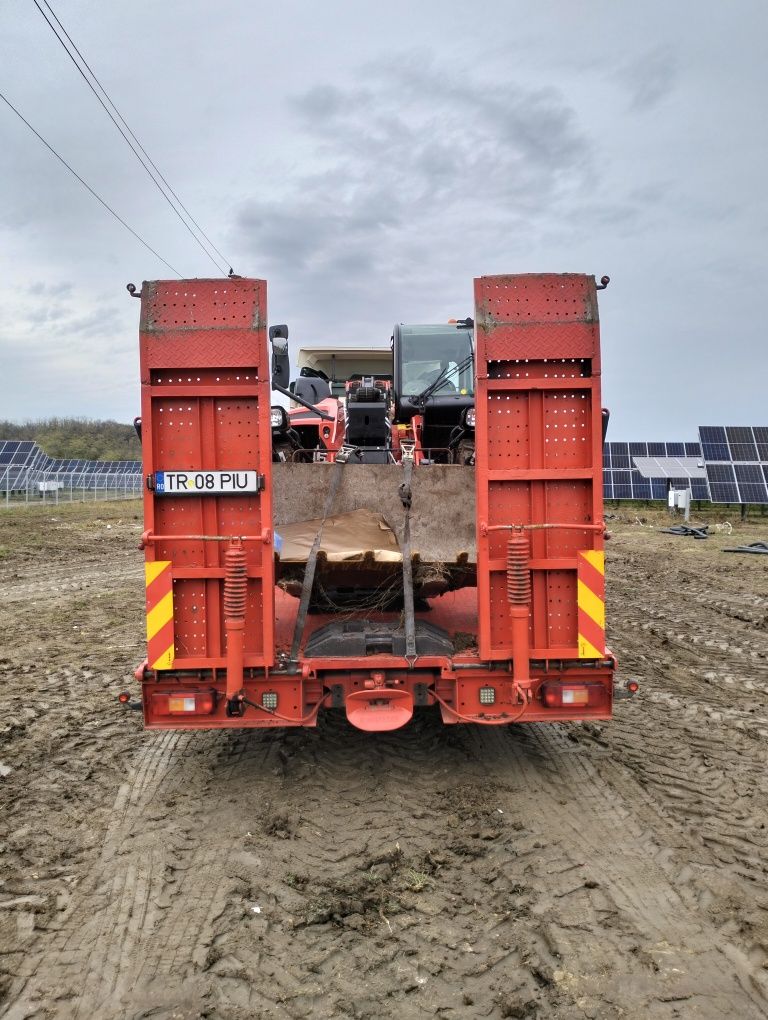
left=0, top=88, right=182, bottom=276
left=33, top=0, right=232, bottom=275
left=33, top=0, right=228, bottom=274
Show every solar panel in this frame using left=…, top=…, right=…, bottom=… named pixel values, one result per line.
left=700, top=425, right=730, bottom=461
left=699, top=425, right=768, bottom=504
left=726, top=426, right=758, bottom=462
left=604, top=442, right=708, bottom=501
left=756, top=427, right=768, bottom=461
left=632, top=457, right=706, bottom=480
left=631, top=472, right=652, bottom=499
left=734, top=464, right=767, bottom=502
left=706, top=463, right=740, bottom=503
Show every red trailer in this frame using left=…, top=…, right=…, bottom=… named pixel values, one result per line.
left=130, top=273, right=628, bottom=732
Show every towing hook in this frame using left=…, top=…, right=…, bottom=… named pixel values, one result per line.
left=596, top=275, right=610, bottom=290
left=126, top=282, right=141, bottom=298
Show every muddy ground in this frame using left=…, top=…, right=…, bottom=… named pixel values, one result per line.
left=1, top=501, right=767, bottom=1019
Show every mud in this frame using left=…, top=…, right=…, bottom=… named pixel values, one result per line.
left=1, top=502, right=767, bottom=1019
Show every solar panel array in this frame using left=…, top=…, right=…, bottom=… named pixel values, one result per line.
left=0, top=440, right=142, bottom=495
left=699, top=426, right=768, bottom=504
left=6, top=431, right=765, bottom=503
left=603, top=441, right=708, bottom=501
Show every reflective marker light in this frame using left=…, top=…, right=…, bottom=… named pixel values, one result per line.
left=118, top=691, right=130, bottom=704
left=169, top=696, right=197, bottom=712
left=262, top=692, right=278, bottom=710
left=562, top=688, right=589, bottom=706
left=542, top=682, right=605, bottom=709
left=152, top=691, right=215, bottom=716
left=479, top=686, right=495, bottom=705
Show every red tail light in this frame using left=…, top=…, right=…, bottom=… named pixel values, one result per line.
left=541, top=681, right=606, bottom=709
left=152, top=691, right=216, bottom=716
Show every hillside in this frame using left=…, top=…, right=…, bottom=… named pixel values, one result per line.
left=0, top=418, right=141, bottom=461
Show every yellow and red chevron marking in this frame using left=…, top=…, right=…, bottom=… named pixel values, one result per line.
left=577, top=550, right=605, bottom=659
left=145, top=561, right=174, bottom=670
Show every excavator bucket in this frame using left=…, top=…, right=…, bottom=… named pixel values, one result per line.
left=272, top=462, right=477, bottom=602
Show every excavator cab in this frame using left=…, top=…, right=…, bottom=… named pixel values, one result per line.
left=393, top=321, right=475, bottom=458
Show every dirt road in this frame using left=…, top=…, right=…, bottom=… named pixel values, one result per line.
left=1, top=502, right=767, bottom=1018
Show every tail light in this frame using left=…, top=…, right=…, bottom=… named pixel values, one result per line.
left=152, top=690, right=216, bottom=716
left=541, top=681, right=606, bottom=709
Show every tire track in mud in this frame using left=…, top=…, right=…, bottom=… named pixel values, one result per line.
left=3, top=510, right=768, bottom=1019
left=47, top=708, right=760, bottom=1020
left=592, top=530, right=768, bottom=1007
left=5, top=712, right=768, bottom=1019
left=472, top=723, right=768, bottom=1016
left=195, top=713, right=548, bottom=1019
left=606, top=541, right=768, bottom=861
left=3, top=730, right=211, bottom=1018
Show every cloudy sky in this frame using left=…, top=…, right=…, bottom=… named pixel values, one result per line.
left=1, top=0, right=765, bottom=440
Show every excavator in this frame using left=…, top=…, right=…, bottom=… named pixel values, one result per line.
left=269, top=318, right=478, bottom=612
left=269, top=319, right=476, bottom=465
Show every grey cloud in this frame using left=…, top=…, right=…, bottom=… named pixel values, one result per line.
left=27, top=281, right=74, bottom=298
left=619, top=46, right=678, bottom=111
left=15, top=288, right=122, bottom=338
left=236, top=54, right=594, bottom=330
left=52, top=306, right=122, bottom=338
left=291, top=84, right=362, bottom=120
left=25, top=303, right=70, bottom=326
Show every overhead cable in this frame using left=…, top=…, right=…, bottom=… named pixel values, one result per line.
left=33, top=0, right=232, bottom=275
left=0, top=88, right=182, bottom=276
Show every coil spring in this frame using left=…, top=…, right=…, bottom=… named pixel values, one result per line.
left=506, top=534, right=531, bottom=605
left=223, top=545, right=248, bottom=619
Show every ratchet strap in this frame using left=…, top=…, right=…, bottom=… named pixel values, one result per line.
left=398, top=444, right=417, bottom=666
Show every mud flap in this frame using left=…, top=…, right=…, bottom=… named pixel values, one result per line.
left=345, top=688, right=414, bottom=732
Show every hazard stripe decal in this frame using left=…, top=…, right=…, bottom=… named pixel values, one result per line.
left=145, top=561, right=174, bottom=670
left=577, top=550, right=605, bottom=658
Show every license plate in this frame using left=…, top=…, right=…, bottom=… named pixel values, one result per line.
left=155, top=470, right=261, bottom=494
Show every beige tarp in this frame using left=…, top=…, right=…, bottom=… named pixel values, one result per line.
left=276, top=508, right=402, bottom=564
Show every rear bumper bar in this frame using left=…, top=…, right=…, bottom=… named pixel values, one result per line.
left=133, top=656, right=617, bottom=731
